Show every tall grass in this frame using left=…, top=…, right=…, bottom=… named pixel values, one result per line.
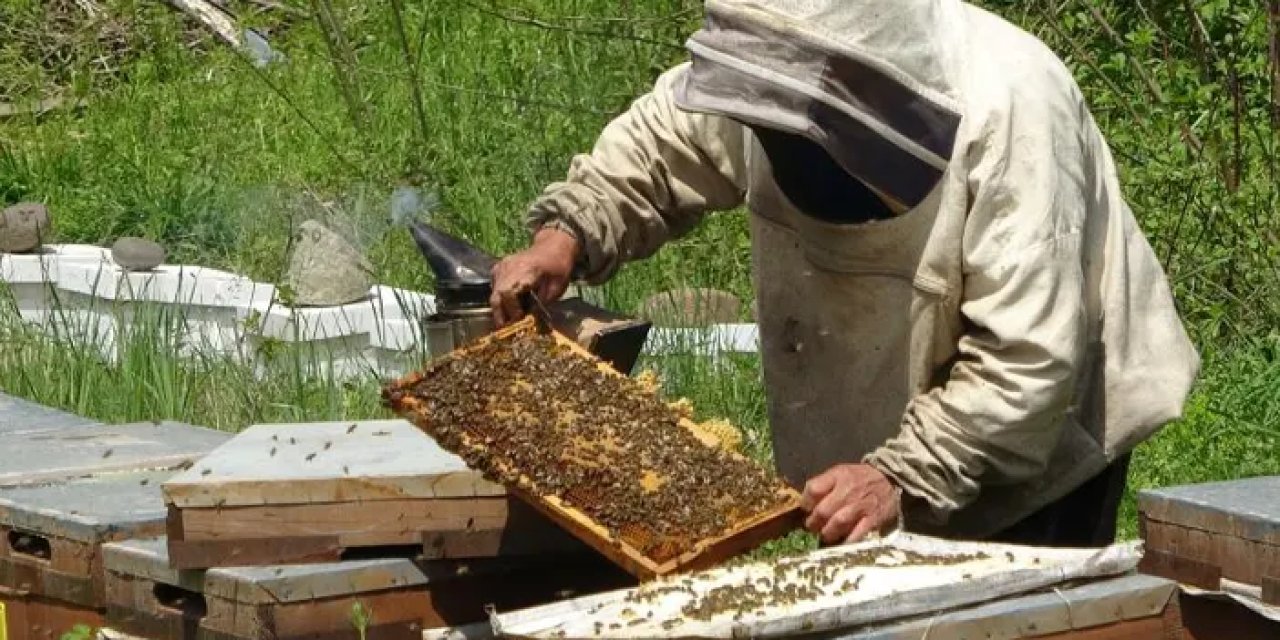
left=0, top=286, right=389, bottom=429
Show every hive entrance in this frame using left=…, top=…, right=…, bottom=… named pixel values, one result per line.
left=383, top=319, right=798, bottom=567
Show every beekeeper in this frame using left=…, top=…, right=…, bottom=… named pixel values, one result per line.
left=489, top=0, right=1200, bottom=547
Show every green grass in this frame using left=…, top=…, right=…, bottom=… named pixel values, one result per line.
left=0, top=0, right=1277, bottom=550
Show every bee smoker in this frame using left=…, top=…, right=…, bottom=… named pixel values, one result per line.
left=408, top=220, right=653, bottom=375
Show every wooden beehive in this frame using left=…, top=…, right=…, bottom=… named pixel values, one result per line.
left=102, top=536, right=633, bottom=640
left=0, top=470, right=176, bottom=614
left=161, top=420, right=587, bottom=569
left=1138, top=476, right=1280, bottom=605
left=0, top=591, right=102, bottom=640
left=0, top=421, right=230, bottom=640
left=382, top=317, right=804, bottom=581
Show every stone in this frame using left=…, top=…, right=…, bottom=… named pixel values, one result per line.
left=281, top=219, right=374, bottom=306
left=110, top=236, right=166, bottom=271
left=638, top=287, right=742, bottom=328
left=0, top=202, right=50, bottom=253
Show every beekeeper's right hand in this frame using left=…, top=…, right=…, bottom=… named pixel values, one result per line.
left=490, top=226, right=579, bottom=327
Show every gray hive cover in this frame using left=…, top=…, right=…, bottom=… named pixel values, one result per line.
left=0, top=392, right=98, bottom=436
left=1139, top=476, right=1280, bottom=543
left=103, top=536, right=507, bottom=605
left=161, top=419, right=503, bottom=508
left=0, top=470, right=175, bottom=542
left=0, top=421, right=231, bottom=487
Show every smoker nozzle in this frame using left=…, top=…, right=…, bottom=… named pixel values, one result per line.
left=408, top=220, right=497, bottom=309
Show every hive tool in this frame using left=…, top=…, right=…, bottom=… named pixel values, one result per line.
left=407, top=220, right=653, bottom=375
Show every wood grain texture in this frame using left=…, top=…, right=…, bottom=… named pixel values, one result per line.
left=1141, top=515, right=1280, bottom=588
left=0, top=592, right=101, bottom=640
left=167, top=536, right=343, bottom=570
left=160, top=420, right=504, bottom=509
left=174, top=497, right=511, bottom=546
left=1138, top=477, right=1280, bottom=546
left=105, top=537, right=635, bottom=639
left=1177, top=590, right=1280, bottom=640
left=383, top=316, right=804, bottom=581
left=1137, top=548, right=1223, bottom=592
left=1263, top=574, right=1280, bottom=606
left=418, top=496, right=587, bottom=559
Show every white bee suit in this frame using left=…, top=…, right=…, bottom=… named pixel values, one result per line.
left=525, top=0, right=1200, bottom=538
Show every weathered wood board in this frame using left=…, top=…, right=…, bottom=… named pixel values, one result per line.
left=487, top=532, right=1143, bottom=638
left=161, top=420, right=585, bottom=568
left=161, top=420, right=504, bottom=509
left=0, top=591, right=102, bottom=640
left=0, top=393, right=97, bottom=438
left=103, top=536, right=634, bottom=640
left=428, top=573, right=1186, bottom=640
left=1138, top=476, right=1280, bottom=604
left=829, top=573, right=1179, bottom=639
left=0, top=470, right=174, bottom=610
left=384, top=316, right=805, bottom=582
left=0, top=422, right=230, bottom=488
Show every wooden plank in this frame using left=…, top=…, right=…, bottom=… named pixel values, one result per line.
left=1263, top=574, right=1280, bottom=606
left=384, top=316, right=804, bottom=581
left=205, top=589, right=428, bottom=639
left=1027, top=615, right=1170, bottom=640
left=167, top=536, right=343, bottom=569
left=420, top=499, right=586, bottom=560
left=1141, top=517, right=1280, bottom=588
left=1, top=591, right=29, bottom=640
left=0, top=589, right=101, bottom=640
left=1138, top=478, right=1280, bottom=546
left=1177, top=590, right=1280, bottom=640
left=0, top=471, right=175, bottom=608
left=174, top=497, right=511, bottom=546
left=0, top=470, right=172, bottom=545
left=103, top=573, right=201, bottom=640
left=13, top=595, right=100, bottom=640
left=106, top=537, right=429, bottom=606
left=169, top=496, right=580, bottom=569
left=105, top=537, right=634, bottom=640
left=0, top=422, right=230, bottom=487
left=160, top=420, right=504, bottom=509
left=840, top=573, right=1180, bottom=640
left=1138, top=548, right=1222, bottom=591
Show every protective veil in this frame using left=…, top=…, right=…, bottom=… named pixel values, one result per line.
left=525, top=0, right=1200, bottom=537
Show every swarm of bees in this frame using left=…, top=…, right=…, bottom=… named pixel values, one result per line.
left=383, top=327, right=793, bottom=563
left=622, top=548, right=992, bottom=621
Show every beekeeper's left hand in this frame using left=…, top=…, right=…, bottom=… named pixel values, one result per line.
left=801, top=463, right=902, bottom=545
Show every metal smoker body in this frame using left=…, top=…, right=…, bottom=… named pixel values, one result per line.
left=408, top=220, right=652, bottom=374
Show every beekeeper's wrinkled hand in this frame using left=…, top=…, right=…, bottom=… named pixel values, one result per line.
left=801, top=463, right=902, bottom=545
left=490, top=227, right=579, bottom=327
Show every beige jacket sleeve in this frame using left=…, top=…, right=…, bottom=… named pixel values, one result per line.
left=525, top=63, right=748, bottom=285
left=865, top=86, right=1094, bottom=525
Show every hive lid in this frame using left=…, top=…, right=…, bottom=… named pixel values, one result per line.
left=0, top=392, right=98, bottom=437
left=1138, top=476, right=1280, bottom=545
left=0, top=470, right=173, bottom=542
left=0, top=421, right=231, bottom=487
left=488, top=532, right=1146, bottom=639
left=103, top=536, right=534, bottom=605
left=161, top=419, right=504, bottom=509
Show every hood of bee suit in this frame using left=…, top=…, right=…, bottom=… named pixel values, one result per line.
left=673, top=0, right=968, bottom=211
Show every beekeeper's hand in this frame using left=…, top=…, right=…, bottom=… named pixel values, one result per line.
left=801, top=463, right=902, bottom=545
left=490, top=227, right=579, bottom=327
